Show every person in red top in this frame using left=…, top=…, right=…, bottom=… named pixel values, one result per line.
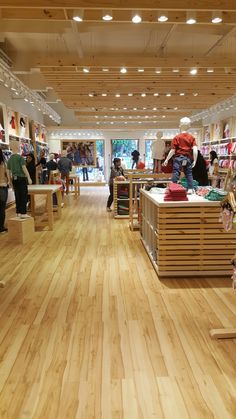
left=163, top=117, right=198, bottom=191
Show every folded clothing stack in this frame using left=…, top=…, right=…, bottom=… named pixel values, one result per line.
left=164, top=182, right=188, bottom=201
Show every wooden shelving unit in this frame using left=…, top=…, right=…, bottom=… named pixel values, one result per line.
left=127, top=173, right=171, bottom=231
left=140, top=190, right=236, bottom=277
left=113, top=180, right=130, bottom=219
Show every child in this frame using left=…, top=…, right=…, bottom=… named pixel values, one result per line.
left=107, top=158, right=125, bottom=212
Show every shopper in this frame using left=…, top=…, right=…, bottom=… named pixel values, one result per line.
left=58, top=150, right=72, bottom=194
left=131, top=149, right=140, bottom=169
left=0, top=148, right=10, bottom=232
left=46, top=153, right=58, bottom=180
left=26, top=153, right=36, bottom=210
left=107, top=158, right=125, bottom=212
left=192, top=150, right=208, bottom=186
left=26, top=153, right=36, bottom=184
left=36, top=149, right=47, bottom=184
left=209, top=150, right=219, bottom=187
left=7, top=141, right=32, bottom=218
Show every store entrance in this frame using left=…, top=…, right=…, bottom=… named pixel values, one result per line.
left=111, top=139, right=139, bottom=169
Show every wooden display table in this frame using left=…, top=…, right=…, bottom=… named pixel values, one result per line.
left=28, top=185, right=62, bottom=231
left=69, top=174, right=80, bottom=198
left=140, top=190, right=236, bottom=277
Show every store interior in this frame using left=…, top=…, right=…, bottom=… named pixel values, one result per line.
left=0, top=2, right=236, bottom=418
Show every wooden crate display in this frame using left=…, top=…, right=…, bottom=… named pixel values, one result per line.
left=140, top=192, right=236, bottom=277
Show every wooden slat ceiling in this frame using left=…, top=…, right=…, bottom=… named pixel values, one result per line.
left=1, top=0, right=236, bottom=129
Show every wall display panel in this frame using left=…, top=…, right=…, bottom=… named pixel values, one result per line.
left=7, top=108, right=18, bottom=138
left=61, top=140, right=96, bottom=167
left=31, top=121, right=41, bottom=142
left=18, top=113, right=30, bottom=139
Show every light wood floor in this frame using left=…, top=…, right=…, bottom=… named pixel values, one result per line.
left=0, top=187, right=236, bottom=419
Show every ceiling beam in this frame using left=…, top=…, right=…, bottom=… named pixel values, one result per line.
left=13, top=55, right=236, bottom=68
left=1, top=1, right=236, bottom=12
left=2, top=9, right=236, bottom=24
left=206, top=26, right=236, bottom=56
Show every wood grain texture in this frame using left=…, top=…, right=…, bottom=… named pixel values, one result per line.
left=0, top=187, right=235, bottom=419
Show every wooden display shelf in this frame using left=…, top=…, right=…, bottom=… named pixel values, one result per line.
left=140, top=190, right=236, bottom=277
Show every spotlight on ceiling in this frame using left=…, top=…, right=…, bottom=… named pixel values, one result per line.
left=102, top=10, right=113, bottom=21
left=73, top=9, right=84, bottom=22
left=158, top=11, right=168, bottom=22
left=132, top=11, right=142, bottom=23
left=190, top=68, right=198, bottom=75
left=186, top=11, right=197, bottom=24
left=212, top=11, right=222, bottom=24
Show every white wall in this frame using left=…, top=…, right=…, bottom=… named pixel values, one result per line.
left=0, top=84, right=44, bottom=125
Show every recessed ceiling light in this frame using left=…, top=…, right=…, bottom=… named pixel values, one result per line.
left=174, top=107, right=178, bottom=110
left=153, top=107, right=157, bottom=110
left=83, top=67, right=90, bottom=73
left=172, top=69, right=179, bottom=73
left=133, top=107, right=137, bottom=110
left=155, top=68, right=161, bottom=74
left=166, top=93, right=171, bottom=97
left=179, top=92, right=185, bottom=96
left=158, top=11, right=168, bottom=22
left=115, top=93, right=121, bottom=97
left=186, top=11, right=197, bottom=24
left=128, top=93, right=133, bottom=96
left=154, top=93, right=159, bottom=96
left=207, top=68, right=214, bottom=73
left=88, top=93, right=94, bottom=97
left=102, top=93, right=107, bottom=96
left=143, top=107, right=147, bottom=110
left=102, top=10, right=113, bottom=21
left=120, top=67, right=127, bottom=74
left=102, top=68, right=109, bottom=72
left=141, top=93, right=146, bottom=97
left=138, top=121, right=142, bottom=124
left=73, top=9, right=84, bottom=22
left=104, top=115, right=108, bottom=118
left=162, top=115, right=166, bottom=118
left=95, top=115, right=98, bottom=118
left=132, top=12, right=142, bottom=24
left=212, top=11, right=222, bottom=24
left=123, top=107, right=127, bottom=110
left=138, top=68, right=144, bottom=72
left=193, top=92, right=199, bottom=96
left=190, top=68, right=198, bottom=75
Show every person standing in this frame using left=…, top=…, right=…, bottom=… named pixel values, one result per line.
left=7, top=141, right=32, bottom=218
left=0, top=149, right=10, bottom=232
left=26, top=153, right=36, bottom=184
left=58, top=150, right=72, bottom=194
left=192, top=150, right=208, bottom=186
left=36, top=149, right=47, bottom=184
left=106, top=158, right=125, bottom=212
left=209, top=150, right=219, bottom=187
left=46, top=153, right=58, bottom=180
left=131, top=149, right=140, bottom=169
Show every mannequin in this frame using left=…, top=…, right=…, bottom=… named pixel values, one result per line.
left=7, top=141, right=32, bottom=218
left=151, top=131, right=165, bottom=173
left=163, top=117, right=198, bottom=192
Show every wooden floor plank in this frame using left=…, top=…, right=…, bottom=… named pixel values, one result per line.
left=0, top=187, right=236, bottom=419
